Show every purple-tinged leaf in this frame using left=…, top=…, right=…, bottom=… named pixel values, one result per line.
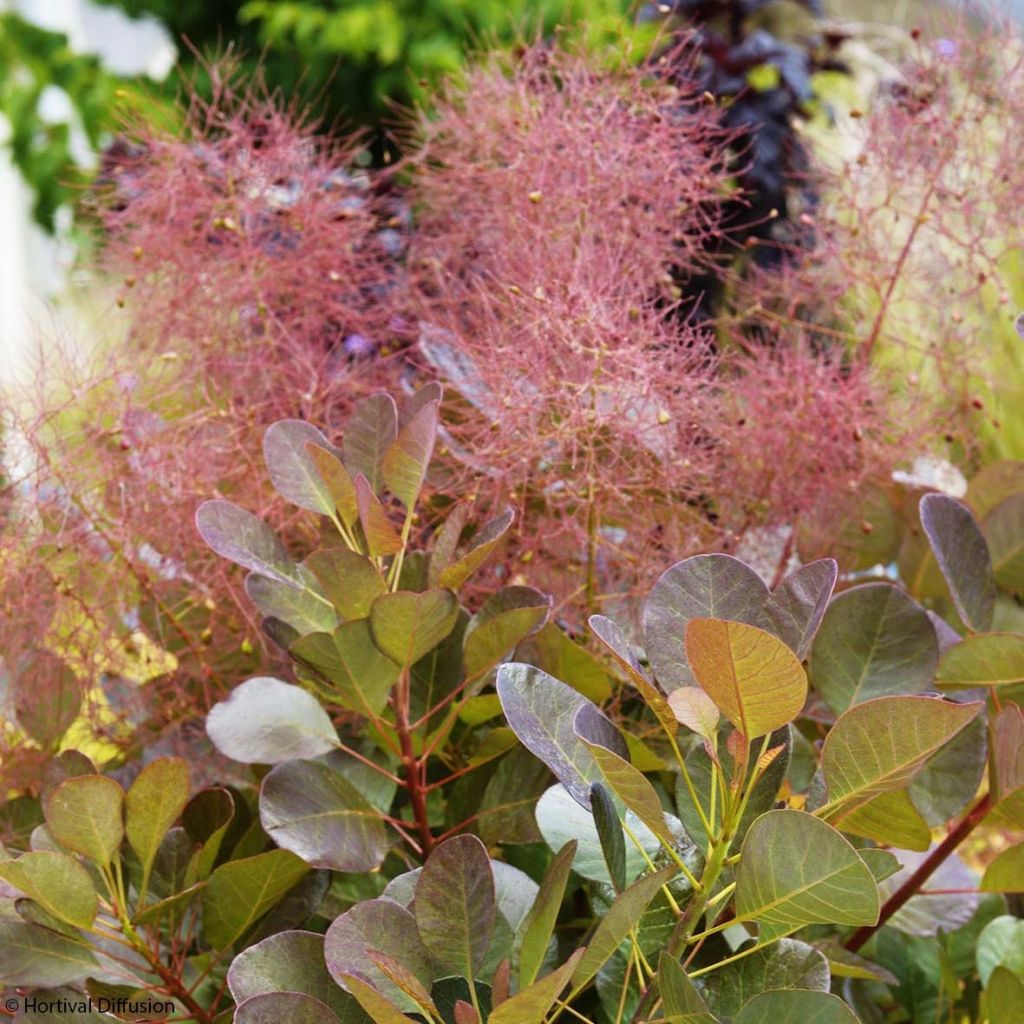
left=920, top=493, right=996, bottom=631
left=343, top=393, right=398, bottom=494
left=415, top=834, right=495, bottom=979
left=643, top=554, right=770, bottom=691
left=305, top=442, right=359, bottom=528
left=263, top=420, right=339, bottom=516
left=383, top=399, right=439, bottom=507
left=496, top=663, right=625, bottom=808
left=196, top=499, right=301, bottom=588
left=234, top=993, right=342, bottom=1024
left=355, top=474, right=403, bottom=556
left=437, top=507, right=515, bottom=589
left=764, top=558, right=838, bottom=659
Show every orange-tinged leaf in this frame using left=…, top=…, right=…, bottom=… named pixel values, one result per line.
left=684, top=618, right=807, bottom=738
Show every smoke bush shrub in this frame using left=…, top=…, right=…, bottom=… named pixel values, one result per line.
left=4, top=405, right=1012, bottom=1020
left=730, top=16, right=1024, bottom=462
left=407, top=41, right=912, bottom=610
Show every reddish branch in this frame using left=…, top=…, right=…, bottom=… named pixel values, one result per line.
left=845, top=792, right=993, bottom=953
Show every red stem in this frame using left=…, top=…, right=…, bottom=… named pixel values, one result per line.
left=845, top=792, right=993, bottom=953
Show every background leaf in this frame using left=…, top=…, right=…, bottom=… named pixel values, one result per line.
left=808, top=583, right=938, bottom=713
left=920, top=493, right=996, bottom=631
left=234, top=993, right=344, bottom=1024
left=936, top=633, right=1024, bottom=688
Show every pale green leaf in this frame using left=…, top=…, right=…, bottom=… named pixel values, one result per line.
left=44, top=775, right=124, bottom=867
left=735, top=810, right=878, bottom=940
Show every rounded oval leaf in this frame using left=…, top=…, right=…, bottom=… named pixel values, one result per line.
left=0, top=852, right=98, bottom=929
left=821, top=696, right=982, bottom=816
left=685, top=618, right=807, bottom=739
left=125, top=758, right=190, bottom=878
left=643, top=554, right=770, bottom=691
left=415, top=834, right=495, bottom=979
left=735, top=810, right=879, bottom=940
left=206, top=677, right=337, bottom=764
left=325, top=898, right=432, bottom=1011
left=936, top=632, right=1024, bottom=688
left=497, top=663, right=626, bottom=808
left=260, top=759, right=389, bottom=872
left=196, top=499, right=301, bottom=588
left=44, top=776, right=124, bottom=867
left=263, top=419, right=340, bottom=515
left=234, top=993, right=342, bottom=1024
left=734, top=990, right=861, bottom=1024
left=809, top=583, right=938, bottom=713
left=228, top=930, right=355, bottom=1015
left=985, top=494, right=1024, bottom=592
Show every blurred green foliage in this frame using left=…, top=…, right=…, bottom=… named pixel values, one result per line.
left=0, top=13, right=117, bottom=230
left=97, top=0, right=641, bottom=128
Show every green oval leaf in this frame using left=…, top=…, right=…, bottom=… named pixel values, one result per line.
left=415, top=834, right=495, bottom=979
left=920, top=493, right=996, bottom=632
left=259, top=759, right=390, bottom=872
left=202, top=849, right=309, bottom=950
left=734, top=990, right=860, bottom=1024
left=464, top=587, right=551, bottom=682
left=820, top=696, right=982, bottom=817
left=44, top=775, right=124, bottom=867
left=0, top=852, right=97, bottom=929
left=246, top=571, right=339, bottom=635
left=735, top=810, right=879, bottom=941
left=290, top=620, right=400, bottom=719
left=643, top=554, right=770, bottom=691
left=986, top=494, right=1024, bottom=592
left=808, top=583, right=938, bottom=713
left=206, top=676, right=338, bottom=764
left=305, top=548, right=386, bottom=621
left=978, top=915, right=1024, bottom=985
left=701, top=939, right=829, bottom=1019
left=125, top=757, right=190, bottom=881
left=685, top=618, right=807, bottom=739
left=370, top=589, right=460, bottom=668
left=981, top=843, right=1024, bottom=893
left=936, top=632, right=1024, bottom=688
